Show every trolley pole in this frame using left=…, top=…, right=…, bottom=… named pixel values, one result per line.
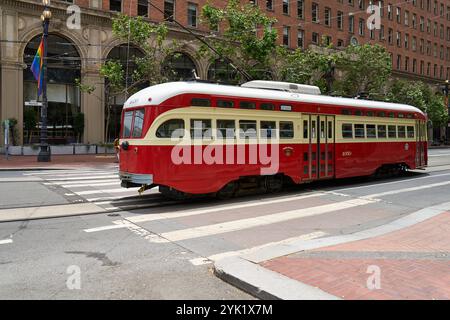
left=37, top=0, right=51, bottom=162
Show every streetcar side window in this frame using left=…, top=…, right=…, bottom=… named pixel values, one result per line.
left=239, top=120, right=257, bottom=139
left=217, top=100, right=234, bottom=108
left=216, top=119, right=235, bottom=139
left=303, top=120, right=308, bottom=139
left=260, top=103, right=275, bottom=110
left=156, top=119, right=185, bottom=138
left=190, top=119, right=212, bottom=139
left=377, top=125, right=387, bottom=138
left=354, top=110, right=363, bottom=116
left=407, top=126, right=415, bottom=138
left=398, top=126, right=406, bottom=138
left=191, top=98, right=211, bottom=107
left=132, top=109, right=145, bottom=138
left=260, top=121, right=277, bottom=139
left=342, top=124, right=353, bottom=139
left=388, top=125, right=397, bottom=138
left=366, top=124, right=377, bottom=138
left=354, top=124, right=365, bottom=138
left=239, top=101, right=256, bottom=109
left=280, top=121, right=294, bottom=139
left=122, top=111, right=133, bottom=138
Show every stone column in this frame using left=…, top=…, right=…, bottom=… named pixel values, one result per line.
left=1, top=9, right=23, bottom=146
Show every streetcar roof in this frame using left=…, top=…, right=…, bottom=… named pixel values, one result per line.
left=124, top=81, right=425, bottom=116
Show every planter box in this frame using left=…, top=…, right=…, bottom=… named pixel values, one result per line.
left=22, top=146, right=40, bottom=156
left=50, top=145, right=74, bottom=155
left=97, top=146, right=115, bottom=154
left=74, top=145, right=97, bottom=154
left=6, top=146, right=23, bottom=155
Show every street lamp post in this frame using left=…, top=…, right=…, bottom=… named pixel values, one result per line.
left=38, top=0, right=51, bottom=162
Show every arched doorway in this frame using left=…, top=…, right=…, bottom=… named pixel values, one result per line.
left=104, top=44, right=146, bottom=142
left=163, top=52, right=198, bottom=81
left=207, top=59, right=238, bottom=84
left=23, top=34, right=81, bottom=145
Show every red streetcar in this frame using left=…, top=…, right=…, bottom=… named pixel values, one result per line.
left=118, top=80, right=427, bottom=198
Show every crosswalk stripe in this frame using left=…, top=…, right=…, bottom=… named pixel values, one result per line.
left=41, top=172, right=116, bottom=178
left=0, top=239, right=13, bottom=245
left=44, top=175, right=118, bottom=181
left=126, top=192, right=326, bottom=224
left=84, top=224, right=131, bottom=233
left=23, top=170, right=107, bottom=175
left=60, top=181, right=120, bottom=188
left=74, top=188, right=138, bottom=196
left=189, top=231, right=328, bottom=265
left=46, top=179, right=119, bottom=185
left=150, top=198, right=374, bottom=243
left=361, top=180, right=450, bottom=199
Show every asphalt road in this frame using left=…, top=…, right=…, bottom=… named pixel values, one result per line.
left=0, top=148, right=449, bottom=299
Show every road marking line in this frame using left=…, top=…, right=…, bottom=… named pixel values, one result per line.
left=46, top=179, right=119, bottom=185
left=23, top=170, right=108, bottom=176
left=74, top=188, right=138, bottom=196
left=60, top=181, right=120, bottom=188
left=0, top=239, right=13, bottom=245
left=429, top=153, right=450, bottom=157
left=150, top=198, right=374, bottom=243
left=84, top=224, right=130, bottom=233
left=127, top=192, right=327, bottom=224
left=361, top=180, right=450, bottom=199
left=44, top=175, right=118, bottom=181
left=189, top=231, right=328, bottom=266
left=94, top=196, right=161, bottom=205
left=334, top=172, right=450, bottom=192
left=42, top=172, right=115, bottom=178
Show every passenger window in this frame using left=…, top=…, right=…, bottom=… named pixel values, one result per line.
left=377, top=125, right=387, bottom=138
left=216, top=120, right=235, bottom=139
left=342, top=109, right=351, bottom=115
left=354, top=110, right=363, bottom=116
left=366, top=124, right=377, bottom=138
left=260, top=121, right=277, bottom=139
left=239, top=101, right=256, bottom=109
left=303, top=120, right=308, bottom=139
left=239, top=120, right=257, bottom=139
left=311, top=121, right=316, bottom=139
left=406, top=114, right=413, bottom=119
left=217, top=100, right=234, bottom=108
left=377, top=112, right=386, bottom=117
left=342, top=124, right=353, bottom=139
left=320, top=121, right=325, bottom=139
left=354, top=124, right=365, bottom=138
left=366, top=111, right=375, bottom=117
left=407, top=126, right=415, bottom=138
left=156, top=119, right=185, bottom=138
left=190, top=119, right=212, bottom=139
left=328, top=121, right=333, bottom=139
left=389, top=112, right=395, bottom=118
left=122, top=111, right=133, bottom=138
left=398, top=113, right=404, bottom=118
left=388, top=125, right=397, bottom=138
left=191, top=98, right=211, bottom=107
left=280, top=121, right=294, bottom=139
left=260, top=103, right=275, bottom=110
left=398, top=126, right=406, bottom=138
left=131, top=109, right=145, bottom=138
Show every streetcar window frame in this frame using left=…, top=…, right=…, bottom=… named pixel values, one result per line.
left=342, top=123, right=353, bottom=139
left=377, top=112, right=386, bottom=117
left=155, top=119, right=185, bottom=138
left=303, top=120, right=308, bottom=139
left=377, top=124, right=387, bottom=138
left=260, top=103, right=275, bottom=111
left=366, top=111, right=375, bottom=117
left=407, top=126, right=415, bottom=138
left=216, top=119, right=236, bottom=139
left=342, top=109, right=351, bottom=115
left=388, top=125, right=397, bottom=138
left=239, top=120, right=257, bottom=139
left=354, top=124, right=365, bottom=138
left=354, top=110, right=363, bottom=116
left=122, top=111, right=134, bottom=138
left=216, top=100, right=234, bottom=108
left=398, top=113, right=405, bottom=118
left=190, top=119, right=212, bottom=139
left=398, top=126, right=406, bottom=138
left=239, top=101, right=256, bottom=109
left=131, top=109, right=145, bottom=138
left=191, top=98, right=211, bottom=107
left=260, top=121, right=277, bottom=139
left=366, top=124, right=377, bottom=138
left=279, top=121, right=294, bottom=139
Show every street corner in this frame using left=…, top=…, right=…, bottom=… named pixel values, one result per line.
left=260, top=211, right=450, bottom=300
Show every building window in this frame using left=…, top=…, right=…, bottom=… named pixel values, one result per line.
left=412, top=59, right=417, bottom=73
left=388, top=28, right=393, bottom=44
left=137, top=0, right=148, bottom=17
left=266, top=0, right=273, bottom=10
left=164, top=0, right=175, bottom=21
left=312, top=32, right=319, bottom=44
left=396, top=55, right=401, bottom=69
left=387, top=4, right=392, bottom=20
left=349, top=16, right=354, bottom=33
left=404, top=10, right=409, bottom=26
left=396, top=31, right=401, bottom=47
left=297, top=29, right=304, bottom=48
left=324, top=7, right=331, bottom=26
left=312, top=3, right=319, bottom=23
left=283, top=0, right=290, bottom=15
left=187, top=3, right=197, bottom=27
left=379, top=25, right=385, bottom=40
left=297, top=0, right=304, bottom=18
left=337, top=11, right=343, bottom=30
left=405, top=57, right=409, bottom=71
left=359, top=19, right=364, bottom=36
left=420, top=16, right=424, bottom=31
left=404, top=34, right=409, bottom=49
left=283, top=26, right=290, bottom=46
left=110, top=0, right=121, bottom=12
left=412, top=13, right=417, bottom=28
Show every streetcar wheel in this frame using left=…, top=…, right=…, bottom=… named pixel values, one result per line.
left=217, top=181, right=237, bottom=200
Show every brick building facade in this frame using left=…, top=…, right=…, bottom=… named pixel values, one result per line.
left=0, top=0, right=449, bottom=145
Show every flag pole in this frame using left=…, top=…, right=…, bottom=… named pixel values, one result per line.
left=38, top=0, right=51, bottom=162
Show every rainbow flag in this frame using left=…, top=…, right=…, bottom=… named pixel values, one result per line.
left=30, top=37, right=44, bottom=96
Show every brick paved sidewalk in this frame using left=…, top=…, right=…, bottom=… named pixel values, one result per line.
left=0, top=154, right=117, bottom=170
left=262, top=212, right=450, bottom=300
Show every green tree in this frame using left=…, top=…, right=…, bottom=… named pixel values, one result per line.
left=201, top=0, right=278, bottom=81
left=334, top=44, right=392, bottom=97
left=23, top=109, right=37, bottom=144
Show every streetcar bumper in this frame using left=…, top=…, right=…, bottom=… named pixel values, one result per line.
left=119, top=171, right=153, bottom=188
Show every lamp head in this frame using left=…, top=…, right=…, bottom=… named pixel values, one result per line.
left=42, top=8, right=52, bottom=19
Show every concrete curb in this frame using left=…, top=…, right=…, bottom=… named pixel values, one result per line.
left=213, top=201, right=450, bottom=300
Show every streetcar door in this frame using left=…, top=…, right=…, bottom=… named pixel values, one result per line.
left=305, top=115, right=335, bottom=180
left=416, top=120, right=426, bottom=168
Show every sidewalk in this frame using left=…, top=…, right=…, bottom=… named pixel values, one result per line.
left=0, top=154, right=117, bottom=170
left=214, top=202, right=450, bottom=300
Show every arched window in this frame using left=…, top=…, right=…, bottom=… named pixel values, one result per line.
left=207, top=59, right=238, bottom=84
left=163, top=52, right=198, bottom=81
left=23, top=34, right=81, bottom=145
